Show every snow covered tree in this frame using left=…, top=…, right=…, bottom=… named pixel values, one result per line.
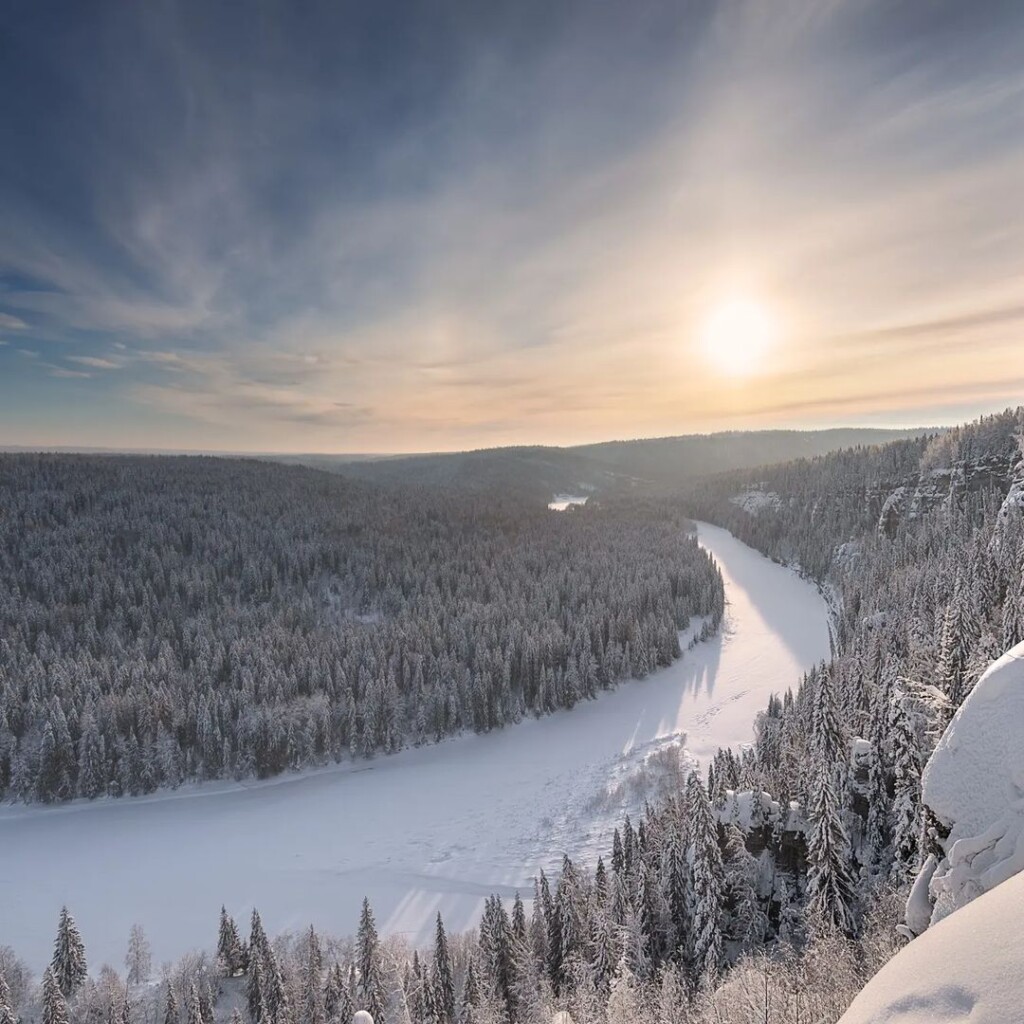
left=303, top=926, right=325, bottom=1024
left=42, top=968, right=70, bottom=1024
left=163, top=981, right=179, bottom=1024
left=890, top=698, right=923, bottom=880
left=806, top=769, right=857, bottom=936
left=324, top=963, right=353, bottom=1024
left=51, top=906, right=87, bottom=998
left=0, top=971, right=14, bottom=1024
left=458, top=960, right=479, bottom=1024
left=125, top=924, right=151, bottom=986
left=687, top=773, right=724, bottom=989
left=432, top=914, right=455, bottom=1024
left=660, top=805, right=690, bottom=961
left=357, top=899, right=387, bottom=1024
left=217, top=908, right=245, bottom=977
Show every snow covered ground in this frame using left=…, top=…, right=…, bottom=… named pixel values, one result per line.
left=0, top=523, right=830, bottom=972
left=840, top=867, right=1024, bottom=1024
left=547, top=494, right=589, bottom=511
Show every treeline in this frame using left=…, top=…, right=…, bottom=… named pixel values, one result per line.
left=0, top=778, right=906, bottom=1024
left=663, top=409, right=1024, bottom=998
left=0, top=455, right=724, bottom=803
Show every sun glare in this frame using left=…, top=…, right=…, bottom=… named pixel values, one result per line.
left=699, top=295, right=778, bottom=377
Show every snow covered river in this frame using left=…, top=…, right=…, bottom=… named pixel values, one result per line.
left=0, top=522, right=831, bottom=970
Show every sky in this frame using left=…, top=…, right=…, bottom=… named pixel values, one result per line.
left=1, top=0, right=1022, bottom=454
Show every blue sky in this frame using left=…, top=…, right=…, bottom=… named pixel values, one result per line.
left=1, top=0, right=1023, bottom=452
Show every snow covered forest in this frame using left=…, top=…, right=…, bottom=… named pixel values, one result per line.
left=3, top=407, right=1024, bottom=1024
left=0, top=455, right=724, bottom=804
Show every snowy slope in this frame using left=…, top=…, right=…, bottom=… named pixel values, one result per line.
left=0, top=523, right=831, bottom=970
left=839, top=868, right=1024, bottom=1024
left=920, top=640, right=1024, bottom=926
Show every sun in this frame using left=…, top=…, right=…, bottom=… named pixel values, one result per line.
left=699, top=295, right=778, bottom=377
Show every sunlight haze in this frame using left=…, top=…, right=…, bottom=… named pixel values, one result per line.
left=1, top=0, right=1022, bottom=451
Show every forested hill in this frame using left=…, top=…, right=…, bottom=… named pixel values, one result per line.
left=0, top=455, right=723, bottom=804
left=323, top=427, right=931, bottom=501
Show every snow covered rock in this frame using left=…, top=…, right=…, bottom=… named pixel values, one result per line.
left=918, top=639, right=1024, bottom=928
left=729, top=487, right=782, bottom=516
left=839, top=867, right=1024, bottom=1024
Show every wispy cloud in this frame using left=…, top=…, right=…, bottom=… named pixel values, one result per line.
left=1, top=0, right=1023, bottom=450
left=67, top=355, right=123, bottom=370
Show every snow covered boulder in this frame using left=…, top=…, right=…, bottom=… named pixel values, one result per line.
left=919, top=639, right=1024, bottom=927
left=839, top=868, right=1024, bottom=1024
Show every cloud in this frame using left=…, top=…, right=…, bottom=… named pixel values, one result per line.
left=0, top=313, right=27, bottom=330
left=46, top=366, right=92, bottom=379
left=1, top=0, right=1023, bottom=449
left=67, top=355, right=123, bottom=369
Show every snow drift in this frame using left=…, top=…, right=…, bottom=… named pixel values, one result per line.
left=840, top=867, right=1024, bottom=1024
left=918, top=639, right=1024, bottom=927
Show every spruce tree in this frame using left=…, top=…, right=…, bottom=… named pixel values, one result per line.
left=248, top=950, right=265, bottom=1023
left=304, top=926, right=325, bottom=1024
left=890, top=698, right=923, bottom=880
left=51, top=906, right=87, bottom=998
left=357, top=899, right=387, bottom=1024
left=687, top=773, right=724, bottom=989
left=806, top=769, right=857, bottom=935
left=432, top=914, right=455, bottom=1024
left=458, top=960, right=478, bottom=1024
left=217, top=908, right=244, bottom=977
left=0, top=971, right=14, bottom=1024
left=42, top=969, right=70, bottom=1024
left=187, top=985, right=203, bottom=1024
left=164, top=982, right=179, bottom=1024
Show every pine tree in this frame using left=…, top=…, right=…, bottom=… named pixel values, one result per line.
left=458, top=960, right=478, bottom=1024
left=890, top=698, right=923, bottom=880
left=324, top=963, right=352, bottom=1024
left=479, top=895, right=517, bottom=1017
left=304, top=926, right=325, bottom=1024
left=42, top=968, right=70, bottom=1024
left=186, top=984, right=203, bottom=1024
left=0, top=971, right=14, bottom=1024
left=357, top=899, right=387, bottom=1024
left=248, top=950, right=265, bottom=1024
left=51, top=906, right=87, bottom=998
left=217, top=908, right=244, bottom=977
left=660, top=805, right=690, bottom=961
left=432, top=914, right=455, bottom=1024
left=812, top=669, right=843, bottom=774
left=687, top=773, right=724, bottom=989
left=164, top=982, right=179, bottom=1024
left=263, top=947, right=290, bottom=1024
left=806, top=769, right=857, bottom=935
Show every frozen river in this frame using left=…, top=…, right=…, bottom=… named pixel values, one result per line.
left=0, top=522, right=831, bottom=970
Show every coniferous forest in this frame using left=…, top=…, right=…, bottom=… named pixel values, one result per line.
left=2, top=408, right=1023, bottom=1024
left=0, top=455, right=723, bottom=803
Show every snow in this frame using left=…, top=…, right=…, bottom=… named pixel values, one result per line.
left=920, top=640, right=1024, bottom=926
left=729, top=488, right=781, bottom=515
left=547, top=494, right=589, bottom=511
left=719, top=790, right=780, bottom=831
left=0, top=523, right=831, bottom=971
left=840, top=866, right=1024, bottom=1024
